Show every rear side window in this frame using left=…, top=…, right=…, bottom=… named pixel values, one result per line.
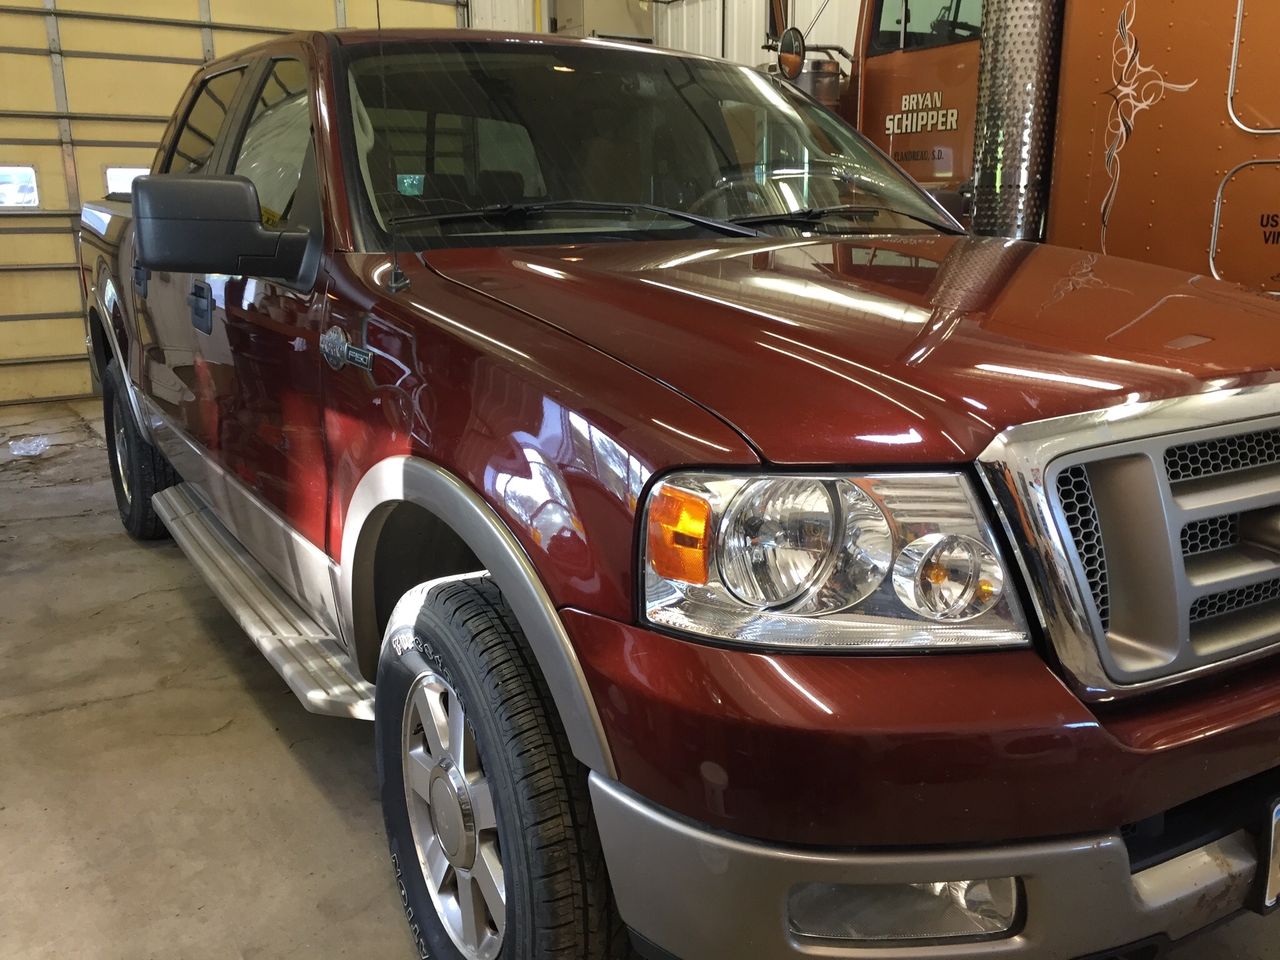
left=164, top=67, right=248, bottom=174
left=233, top=59, right=312, bottom=226
left=868, top=0, right=982, bottom=56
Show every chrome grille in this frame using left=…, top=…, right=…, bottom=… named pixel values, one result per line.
left=1165, top=425, right=1280, bottom=482
left=1056, top=466, right=1111, bottom=630
left=980, top=388, right=1280, bottom=700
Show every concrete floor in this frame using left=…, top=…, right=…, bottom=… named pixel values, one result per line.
left=0, top=398, right=1276, bottom=960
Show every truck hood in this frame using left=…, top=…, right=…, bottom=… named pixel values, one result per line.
left=421, top=235, right=1280, bottom=464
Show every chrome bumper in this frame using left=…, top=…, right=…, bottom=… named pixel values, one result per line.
left=590, top=774, right=1263, bottom=959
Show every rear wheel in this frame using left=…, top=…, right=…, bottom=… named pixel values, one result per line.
left=103, top=359, right=177, bottom=540
left=375, top=577, right=627, bottom=960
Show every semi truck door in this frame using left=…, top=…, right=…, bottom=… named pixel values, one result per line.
left=139, top=66, right=250, bottom=454
left=857, top=0, right=981, bottom=199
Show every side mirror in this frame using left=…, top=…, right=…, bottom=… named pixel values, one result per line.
left=133, top=174, right=309, bottom=282
left=777, top=26, right=806, bottom=81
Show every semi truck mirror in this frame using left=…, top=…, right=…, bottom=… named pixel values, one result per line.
left=132, top=174, right=309, bottom=283
left=777, top=27, right=806, bottom=81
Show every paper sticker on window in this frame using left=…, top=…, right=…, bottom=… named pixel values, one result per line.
left=0, top=166, right=38, bottom=208
left=397, top=174, right=425, bottom=196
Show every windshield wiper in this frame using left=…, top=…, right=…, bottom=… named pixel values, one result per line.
left=388, top=199, right=762, bottom=238
left=731, top=204, right=961, bottom=235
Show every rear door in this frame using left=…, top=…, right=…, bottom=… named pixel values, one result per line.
left=138, top=64, right=252, bottom=445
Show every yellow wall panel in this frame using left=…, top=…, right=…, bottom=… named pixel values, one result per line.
left=0, top=233, right=74, bottom=267
left=211, top=0, right=335, bottom=29
left=58, top=0, right=200, bottom=18
left=0, top=360, right=92, bottom=404
left=63, top=58, right=196, bottom=116
left=0, top=12, right=50, bottom=46
left=0, top=317, right=86, bottom=361
left=0, top=55, right=56, bottom=113
left=74, top=145, right=157, bottom=197
left=70, top=119, right=166, bottom=148
left=0, top=272, right=82, bottom=316
left=211, top=29, right=289, bottom=56
left=0, top=117, right=60, bottom=141
left=59, top=19, right=204, bottom=59
left=346, top=0, right=458, bottom=28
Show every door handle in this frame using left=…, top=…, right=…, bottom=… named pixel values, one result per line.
left=187, top=280, right=212, bottom=334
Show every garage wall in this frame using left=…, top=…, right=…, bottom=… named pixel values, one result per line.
left=0, top=0, right=547, bottom=405
left=655, top=0, right=861, bottom=66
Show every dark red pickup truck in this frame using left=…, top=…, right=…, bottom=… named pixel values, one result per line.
left=77, top=28, right=1280, bottom=960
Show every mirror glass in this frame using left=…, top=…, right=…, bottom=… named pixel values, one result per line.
left=777, top=27, right=806, bottom=81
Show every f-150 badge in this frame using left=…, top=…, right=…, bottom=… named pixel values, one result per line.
left=320, top=325, right=374, bottom=372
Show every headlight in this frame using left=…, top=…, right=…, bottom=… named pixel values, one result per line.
left=642, top=472, right=1029, bottom=650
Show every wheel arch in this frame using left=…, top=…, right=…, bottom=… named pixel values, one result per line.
left=340, top=455, right=616, bottom=778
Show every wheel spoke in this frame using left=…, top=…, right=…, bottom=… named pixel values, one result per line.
left=473, top=842, right=506, bottom=934
left=447, top=693, right=478, bottom=775
left=456, top=872, right=486, bottom=949
left=423, top=835, right=450, bottom=891
left=469, top=779, right=497, bottom=833
left=406, top=743, right=434, bottom=803
left=413, top=682, right=449, bottom=760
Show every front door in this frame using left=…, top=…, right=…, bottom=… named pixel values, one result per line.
left=195, top=55, right=338, bottom=626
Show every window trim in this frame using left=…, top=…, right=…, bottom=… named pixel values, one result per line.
left=159, top=62, right=255, bottom=176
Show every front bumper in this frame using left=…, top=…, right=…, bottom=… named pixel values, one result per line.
left=591, top=774, right=1264, bottom=960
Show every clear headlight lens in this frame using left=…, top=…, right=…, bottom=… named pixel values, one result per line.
left=642, top=472, right=1028, bottom=650
left=718, top=478, right=837, bottom=607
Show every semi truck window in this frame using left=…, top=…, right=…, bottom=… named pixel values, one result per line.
left=164, top=67, right=247, bottom=175
left=233, top=59, right=312, bottom=226
left=868, top=0, right=982, bottom=56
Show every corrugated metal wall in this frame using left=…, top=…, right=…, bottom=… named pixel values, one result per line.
left=655, top=0, right=861, bottom=66
left=0, top=0, right=541, bottom=406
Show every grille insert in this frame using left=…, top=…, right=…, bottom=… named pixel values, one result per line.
left=1056, top=465, right=1110, bottom=630
left=1191, top=577, right=1280, bottom=623
left=1181, top=515, right=1240, bottom=556
left=1165, top=426, right=1280, bottom=483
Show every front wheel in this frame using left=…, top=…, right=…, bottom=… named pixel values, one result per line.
left=375, top=577, right=627, bottom=960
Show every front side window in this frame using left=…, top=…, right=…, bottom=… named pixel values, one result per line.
left=164, top=67, right=248, bottom=174
left=343, top=42, right=948, bottom=250
left=233, top=59, right=312, bottom=226
left=868, top=0, right=983, bottom=57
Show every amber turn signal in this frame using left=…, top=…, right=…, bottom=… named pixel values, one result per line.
left=647, top=485, right=712, bottom=585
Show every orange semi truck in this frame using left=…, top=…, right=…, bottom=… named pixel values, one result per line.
left=786, top=0, right=1279, bottom=294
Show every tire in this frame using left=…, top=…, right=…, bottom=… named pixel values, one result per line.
left=375, top=576, right=628, bottom=960
left=103, top=358, right=178, bottom=540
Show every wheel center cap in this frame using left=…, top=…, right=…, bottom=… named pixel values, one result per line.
left=428, top=758, right=476, bottom=869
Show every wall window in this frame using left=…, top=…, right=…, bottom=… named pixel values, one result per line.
left=105, top=166, right=149, bottom=195
left=868, top=0, right=982, bottom=57
left=165, top=67, right=248, bottom=174
left=0, top=166, right=39, bottom=208
left=233, top=59, right=311, bottom=226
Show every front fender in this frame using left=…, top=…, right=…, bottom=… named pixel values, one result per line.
left=339, top=454, right=616, bottom=777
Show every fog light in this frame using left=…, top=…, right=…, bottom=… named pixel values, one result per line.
left=788, top=877, right=1019, bottom=943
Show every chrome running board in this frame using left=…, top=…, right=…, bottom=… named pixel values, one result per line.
left=153, top=483, right=375, bottom=720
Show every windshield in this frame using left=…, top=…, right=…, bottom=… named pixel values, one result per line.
left=341, top=40, right=951, bottom=250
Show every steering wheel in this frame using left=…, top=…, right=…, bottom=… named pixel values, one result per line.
left=687, top=176, right=772, bottom=217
